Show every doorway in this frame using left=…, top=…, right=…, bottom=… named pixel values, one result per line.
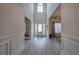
left=25, top=17, right=31, bottom=40
left=35, top=24, right=46, bottom=37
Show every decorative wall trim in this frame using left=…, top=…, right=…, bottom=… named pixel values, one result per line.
left=0, top=32, right=25, bottom=55
left=61, top=34, right=79, bottom=47
left=0, top=43, right=8, bottom=55
left=61, top=34, right=79, bottom=55
left=0, top=32, right=24, bottom=40
left=11, top=44, right=24, bottom=55
left=62, top=34, right=79, bottom=41
left=0, top=32, right=24, bottom=45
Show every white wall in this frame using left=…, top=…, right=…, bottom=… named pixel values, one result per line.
left=21, top=3, right=33, bottom=20
left=0, top=4, right=25, bottom=55
left=33, top=3, right=47, bottom=37
left=34, top=3, right=47, bottom=24
left=21, top=3, right=59, bottom=39
left=47, top=3, right=59, bottom=19
left=21, top=3, right=33, bottom=39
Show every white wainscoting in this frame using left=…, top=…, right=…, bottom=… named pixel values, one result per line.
left=0, top=32, right=24, bottom=55
left=61, top=34, right=79, bottom=55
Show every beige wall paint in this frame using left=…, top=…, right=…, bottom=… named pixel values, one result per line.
left=61, top=4, right=79, bottom=38
left=0, top=4, right=25, bottom=54
left=61, top=4, right=79, bottom=54
left=0, top=4, right=25, bottom=37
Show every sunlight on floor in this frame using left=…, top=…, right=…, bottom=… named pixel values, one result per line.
left=34, top=37, right=47, bottom=48
left=20, top=37, right=61, bottom=55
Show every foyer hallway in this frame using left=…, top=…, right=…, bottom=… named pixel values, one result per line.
left=0, top=3, right=62, bottom=55
left=20, top=37, right=61, bottom=55
left=0, top=3, right=79, bottom=55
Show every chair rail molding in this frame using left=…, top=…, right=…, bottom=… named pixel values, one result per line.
left=0, top=32, right=25, bottom=55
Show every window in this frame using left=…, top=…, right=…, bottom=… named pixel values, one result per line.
left=43, top=24, right=45, bottom=35
left=38, top=24, right=42, bottom=32
left=37, top=3, right=43, bottom=12
left=35, top=24, right=37, bottom=34
left=55, top=23, right=61, bottom=33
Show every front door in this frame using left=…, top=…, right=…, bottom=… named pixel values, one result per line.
left=35, top=24, right=46, bottom=37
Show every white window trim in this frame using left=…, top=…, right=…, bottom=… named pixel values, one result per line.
left=37, top=3, right=43, bottom=13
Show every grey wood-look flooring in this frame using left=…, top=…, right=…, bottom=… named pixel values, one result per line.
left=20, top=37, right=61, bottom=55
